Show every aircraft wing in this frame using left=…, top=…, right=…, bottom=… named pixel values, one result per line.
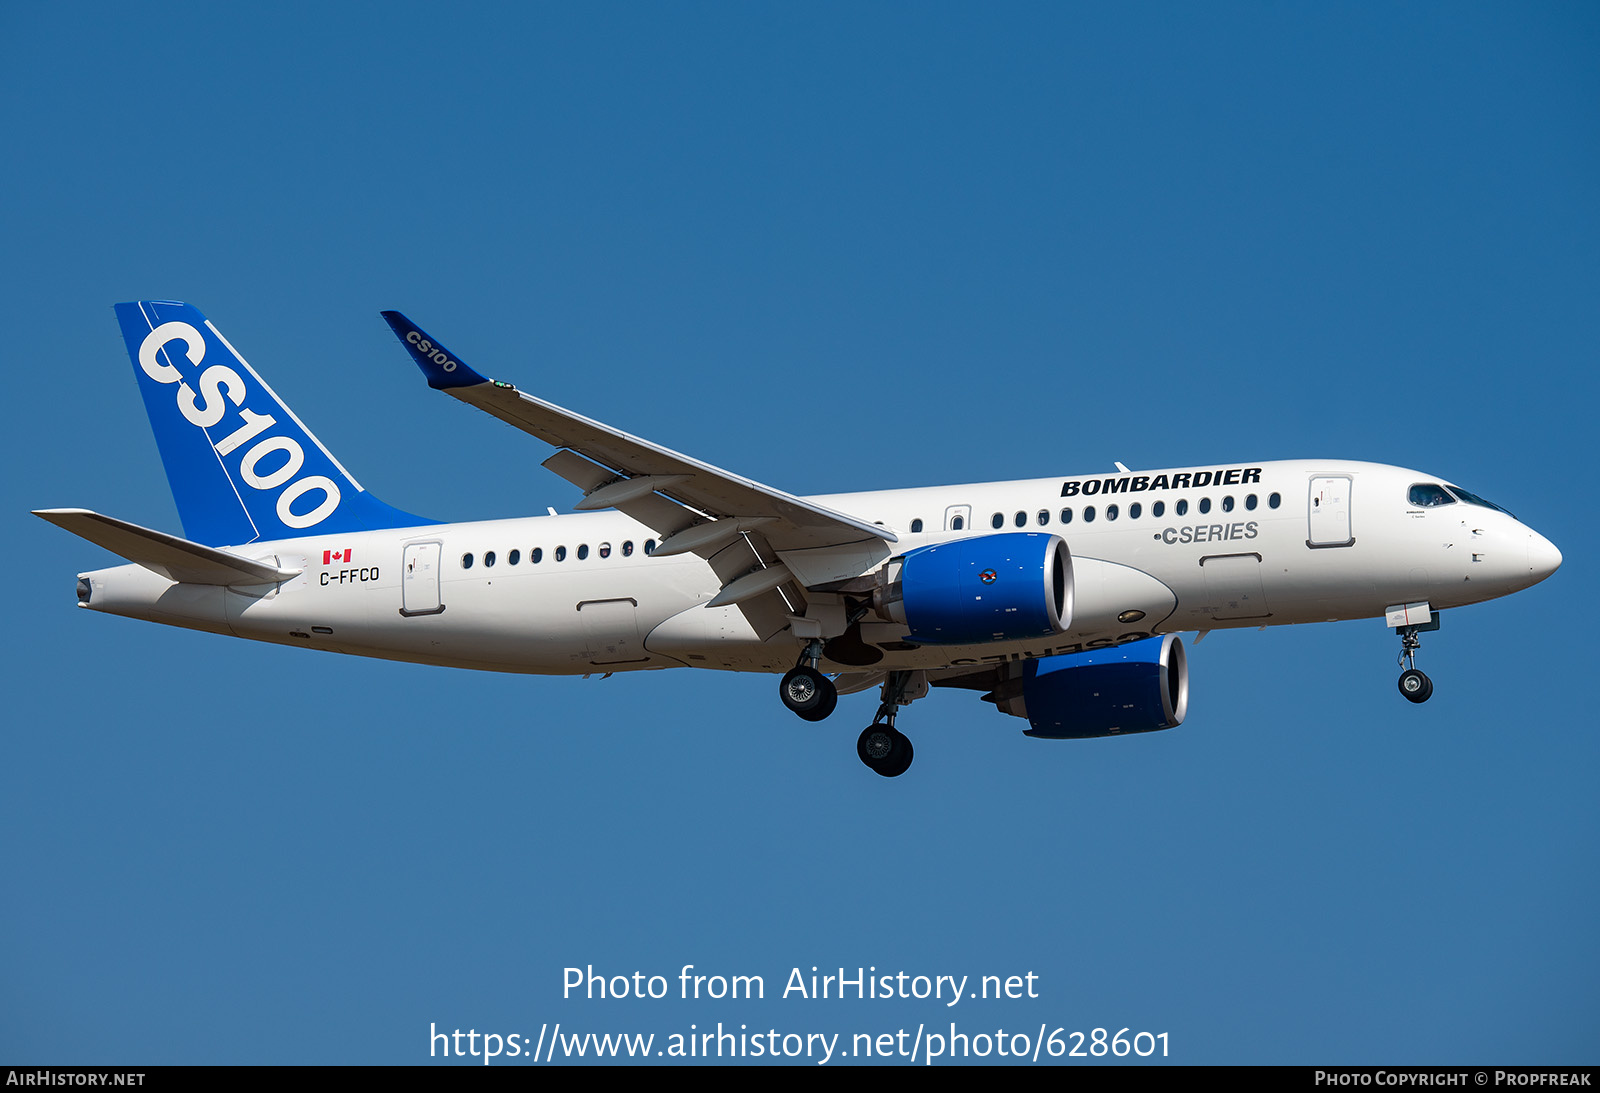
left=381, top=311, right=894, bottom=556
left=382, top=313, right=900, bottom=639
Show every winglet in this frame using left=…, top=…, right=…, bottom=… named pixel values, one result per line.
left=380, top=311, right=489, bottom=389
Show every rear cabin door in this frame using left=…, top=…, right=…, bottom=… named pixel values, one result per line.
left=401, top=541, right=444, bottom=616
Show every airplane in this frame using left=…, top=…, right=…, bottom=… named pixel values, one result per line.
left=36, top=301, right=1563, bottom=777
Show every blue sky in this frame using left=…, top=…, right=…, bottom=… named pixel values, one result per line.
left=3, top=2, right=1596, bottom=1065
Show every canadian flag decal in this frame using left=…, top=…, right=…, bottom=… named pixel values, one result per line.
left=324, top=548, right=352, bottom=565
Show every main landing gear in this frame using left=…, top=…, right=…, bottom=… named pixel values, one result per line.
left=778, top=643, right=924, bottom=777
left=1395, top=619, right=1438, bottom=704
left=857, top=671, right=925, bottom=778
left=779, top=639, right=838, bottom=722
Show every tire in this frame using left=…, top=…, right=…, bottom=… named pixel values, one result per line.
left=858, top=725, right=913, bottom=777
left=880, top=731, right=914, bottom=777
left=1398, top=669, right=1433, bottom=704
left=858, top=724, right=895, bottom=765
left=780, top=667, right=835, bottom=718
left=797, top=685, right=838, bottom=722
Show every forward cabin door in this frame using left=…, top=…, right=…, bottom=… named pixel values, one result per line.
left=1307, top=475, right=1354, bottom=548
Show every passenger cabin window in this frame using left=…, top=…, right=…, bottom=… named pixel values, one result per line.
left=623, top=541, right=634, bottom=556
left=645, top=539, right=657, bottom=554
left=1083, top=506, right=1096, bottom=523
left=1409, top=483, right=1455, bottom=508
left=1269, top=493, right=1281, bottom=509
left=1222, top=496, right=1234, bottom=513
left=1245, top=494, right=1257, bottom=510
left=1037, top=510, right=1049, bottom=526
left=599, top=543, right=611, bottom=558
left=531, top=548, right=543, bottom=563
left=1130, top=502, right=1141, bottom=519
left=1198, top=498, right=1211, bottom=514
left=992, top=513, right=1004, bottom=529
left=1176, top=500, right=1188, bottom=516
left=509, top=549, right=520, bottom=565
left=1060, top=508, right=1073, bottom=524
left=577, top=544, right=589, bottom=560
left=484, top=551, right=496, bottom=568
left=555, top=546, right=567, bottom=562
left=1014, top=511, right=1027, bottom=528
left=1152, top=501, right=1165, bottom=517
left=1106, top=504, right=1119, bottom=521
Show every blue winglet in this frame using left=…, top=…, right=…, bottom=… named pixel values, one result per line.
left=380, top=311, right=489, bottom=389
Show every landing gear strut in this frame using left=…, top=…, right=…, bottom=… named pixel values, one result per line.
left=779, top=639, right=837, bottom=722
left=857, top=670, right=924, bottom=777
left=1395, top=621, right=1437, bottom=704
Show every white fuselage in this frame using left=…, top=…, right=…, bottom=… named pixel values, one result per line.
left=76, top=459, right=1560, bottom=677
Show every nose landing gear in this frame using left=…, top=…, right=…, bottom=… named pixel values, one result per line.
left=1393, top=615, right=1440, bottom=704
left=1398, top=663, right=1432, bottom=703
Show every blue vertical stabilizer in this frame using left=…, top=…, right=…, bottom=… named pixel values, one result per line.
left=114, top=301, right=434, bottom=546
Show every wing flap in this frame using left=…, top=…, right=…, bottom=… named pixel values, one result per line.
left=457, top=379, right=886, bottom=549
left=541, top=450, right=699, bottom=540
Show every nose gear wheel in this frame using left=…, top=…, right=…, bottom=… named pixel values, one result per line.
left=1394, top=622, right=1435, bottom=704
left=1398, top=668, right=1433, bottom=703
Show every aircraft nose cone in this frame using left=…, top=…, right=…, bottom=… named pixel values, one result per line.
left=1527, top=530, right=1562, bottom=585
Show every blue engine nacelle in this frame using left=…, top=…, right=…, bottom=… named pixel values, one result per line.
left=1019, top=635, right=1188, bottom=738
left=877, top=532, right=1073, bottom=645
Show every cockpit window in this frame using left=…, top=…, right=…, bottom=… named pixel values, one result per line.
left=1408, top=483, right=1455, bottom=508
left=1446, top=485, right=1514, bottom=517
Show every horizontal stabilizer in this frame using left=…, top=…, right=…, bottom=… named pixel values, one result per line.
left=34, top=509, right=301, bottom=586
